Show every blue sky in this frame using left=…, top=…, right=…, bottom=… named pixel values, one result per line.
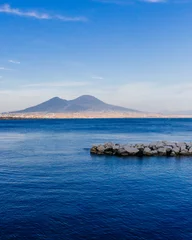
left=0, top=0, right=192, bottom=112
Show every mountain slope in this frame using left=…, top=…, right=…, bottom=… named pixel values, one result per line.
left=13, top=95, right=139, bottom=113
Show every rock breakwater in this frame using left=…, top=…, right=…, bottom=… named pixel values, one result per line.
left=90, top=141, right=192, bottom=157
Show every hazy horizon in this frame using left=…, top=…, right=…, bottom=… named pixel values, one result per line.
left=1, top=0, right=192, bottom=113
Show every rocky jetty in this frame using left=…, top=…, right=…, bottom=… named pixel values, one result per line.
left=90, top=141, right=192, bottom=157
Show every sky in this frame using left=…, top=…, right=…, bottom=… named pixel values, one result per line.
left=0, top=0, right=192, bottom=112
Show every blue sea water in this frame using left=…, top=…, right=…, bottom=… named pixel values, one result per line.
left=0, top=118, right=192, bottom=240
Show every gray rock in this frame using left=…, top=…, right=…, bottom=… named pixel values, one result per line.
left=135, top=144, right=145, bottom=150
left=97, top=145, right=105, bottom=154
left=113, top=144, right=120, bottom=150
left=172, top=147, right=180, bottom=154
left=143, top=147, right=153, bottom=156
left=104, top=142, right=114, bottom=151
left=149, top=142, right=158, bottom=150
left=117, top=148, right=128, bottom=156
left=164, top=142, right=176, bottom=148
left=180, top=150, right=189, bottom=156
left=151, top=150, right=158, bottom=156
left=187, top=143, right=192, bottom=149
left=176, top=142, right=186, bottom=150
left=188, top=147, right=192, bottom=154
left=181, top=145, right=187, bottom=151
left=104, top=142, right=114, bottom=148
left=90, top=141, right=192, bottom=157
left=90, top=146, right=97, bottom=154
left=124, top=146, right=139, bottom=156
left=157, top=147, right=167, bottom=156
left=170, top=151, right=177, bottom=157
left=156, top=141, right=165, bottom=149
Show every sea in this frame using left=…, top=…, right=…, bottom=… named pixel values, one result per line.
left=0, top=118, right=192, bottom=240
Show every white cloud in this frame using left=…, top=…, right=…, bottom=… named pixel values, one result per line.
left=143, top=0, right=165, bottom=2
left=9, top=60, right=20, bottom=64
left=93, top=0, right=164, bottom=4
left=0, top=67, right=12, bottom=71
left=93, top=0, right=182, bottom=4
left=91, top=76, right=104, bottom=80
left=0, top=4, right=87, bottom=22
left=22, top=81, right=91, bottom=88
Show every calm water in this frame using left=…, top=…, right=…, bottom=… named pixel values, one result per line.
left=0, top=119, right=192, bottom=240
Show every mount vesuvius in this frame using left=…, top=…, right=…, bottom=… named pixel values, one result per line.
left=13, top=95, right=139, bottom=113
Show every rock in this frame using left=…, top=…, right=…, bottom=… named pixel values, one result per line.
left=180, top=149, right=190, bottom=156
left=143, top=147, right=153, bottom=156
left=124, top=146, right=139, bottom=156
left=90, top=146, right=97, bottom=154
left=188, top=147, right=192, bottom=154
left=187, top=143, right=192, bottom=149
left=97, top=145, right=105, bottom=154
left=165, top=147, right=173, bottom=156
left=157, top=147, right=167, bottom=156
left=170, top=151, right=177, bottom=157
left=164, top=142, right=176, bottom=148
left=176, top=142, right=186, bottom=150
left=104, top=142, right=114, bottom=149
left=113, top=144, right=120, bottom=149
left=172, top=147, right=180, bottom=155
left=104, top=150, right=114, bottom=155
left=151, top=150, right=158, bottom=156
left=90, top=141, right=192, bottom=157
left=103, top=142, right=114, bottom=152
left=156, top=141, right=165, bottom=149
left=149, top=142, right=158, bottom=150
left=181, top=145, right=187, bottom=151
left=117, top=148, right=128, bottom=156
left=135, top=144, right=145, bottom=151
left=112, top=144, right=120, bottom=154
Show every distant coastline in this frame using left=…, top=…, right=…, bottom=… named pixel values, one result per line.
left=1, top=112, right=192, bottom=119
left=2, top=95, right=192, bottom=119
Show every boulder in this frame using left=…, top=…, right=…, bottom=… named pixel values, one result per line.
left=188, top=147, right=192, bottom=154
left=104, top=142, right=114, bottom=149
left=104, top=142, right=114, bottom=151
left=157, top=147, right=167, bottom=156
left=156, top=141, right=165, bottom=149
left=97, top=145, right=105, bottom=154
left=135, top=144, right=145, bottom=151
left=149, top=142, right=158, bottom=150
left=170, top=151, right=177, bottom=157
left=151, top=150, right=158, bottom=156
left=90, top=146, right=97, bottom=154
left=180, top=149, right=190, bottom=156
left=176, top=142, right=186, bottom=150
left=143, top=147, right=153, bottom=156
left=165, top=147, right=173, bottom=156
left=164, top=142, right=176, bottom=148
left=172, top=147, right=180, bottom=155
left=124, top=146, right=139, bottom=156
left=117, top=148, right=128, bottom=156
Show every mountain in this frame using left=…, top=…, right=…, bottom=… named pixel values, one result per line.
left=13, top=95, right=139, bottom=113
